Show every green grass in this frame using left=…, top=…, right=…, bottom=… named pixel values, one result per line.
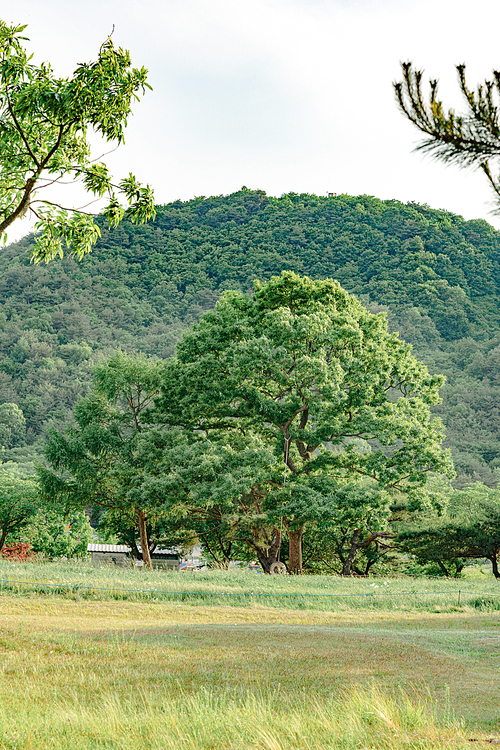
left=0, top=559, right=498, bottom=611
left=0, top=683, right=474, bottom=750
left=0, top=562, right=499, bottom=748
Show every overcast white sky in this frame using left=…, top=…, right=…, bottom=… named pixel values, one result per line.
left=5, top=0, right=500, bottom=243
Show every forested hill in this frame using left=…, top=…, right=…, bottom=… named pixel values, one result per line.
left=1, top=189, right=500, bottom=485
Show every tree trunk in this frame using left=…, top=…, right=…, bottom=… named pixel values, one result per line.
left=253, top=528, right=282, bottom=574
left=341, top=530, right=394, bottom=577
left=203, top=537, right=232, bottom=569
left=489, top=554, right=500, bottom=579
left=342, top=529, right=361, bottom=577
left=437, top=560, right=451, bottom=578
left=287, top=526, right=304, bottom=574
left=0, top=527, right=8, bottom=552
left=454, top=561, right=465, bottom=577
left=137, top=510, right=152, bottom=569
left=356, top=558, right=375, bottom=577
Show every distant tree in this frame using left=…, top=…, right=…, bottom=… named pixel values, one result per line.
left=398, top=483, right=500, bottom=578
left=308, top=483, right=397, bottom=576
left=0, top=21, right=155, bottom=261
left=0, top=471, right=38, bottom=550
left=0, top=402, right=26, bottom=448
left=395, top=62, right=500, bottom=210
left=300, top=520, right=398, bottom=576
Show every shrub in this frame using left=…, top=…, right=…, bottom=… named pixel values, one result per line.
left=0, top=542, right=35, bottom=560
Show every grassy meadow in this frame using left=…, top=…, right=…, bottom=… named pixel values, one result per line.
left=1, top=559, right=499, bottom=610
left=0, top=561, right=499, bottom=749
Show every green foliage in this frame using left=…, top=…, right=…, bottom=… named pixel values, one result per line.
left=137, top=426, right=282, bottom=570
left=398, top=483, right=500, bottom=578
left=0, top=20, right=155, bottom=260
left=0, top=467, right=92, bottom=559
left=1, top=190, right=500, bottom=487
left=39, top=352, right=172, bottom=564
left=26, top=507, right=92, bottom=559
left=300, top=519, right=400, bottom=576
left=0, top=401, right=25, bottom=448
left=0, top=470, right=38, bottom=549
left=156, top=272, right=451, bottom=573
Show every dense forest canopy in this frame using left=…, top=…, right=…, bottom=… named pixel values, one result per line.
left=1, top=189, right=499, bottom=486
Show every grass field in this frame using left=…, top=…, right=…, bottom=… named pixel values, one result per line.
left=0, top=561, right=499, bottom=749
left=1, top=559, right=499, bottom=610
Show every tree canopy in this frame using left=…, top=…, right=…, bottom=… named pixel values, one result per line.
left=398, top=483, right=500, bottom=578
left=38, top=352, right=168, bottom=568
left=0, top=21, right=155, bottom=261
left=158, top=272, right=453, bottom=573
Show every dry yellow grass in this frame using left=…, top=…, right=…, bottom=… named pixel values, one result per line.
left=0, top=595, right=499, bottom=734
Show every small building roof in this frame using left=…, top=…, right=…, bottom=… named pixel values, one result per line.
left=87, top=544, right=130, bottom=553
left=87, top=543, right=180, bottom=555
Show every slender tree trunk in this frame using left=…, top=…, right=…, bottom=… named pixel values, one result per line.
left=287, top=526, right=304, bottom=574
left=342, top=529, right=361, bottom=577
left=489, top=554, right=500, bottom=579
left=0, top=527, right=8, bottom=552
left=437, top=560, right=451, bottom=578
left=358, top=558, right=375, bottom=577
left=203, top=537, right=233, bottom=569
left=218, top=537, right=233, bottom=569
left=454, top=561, right=465, bottom=577
left=137, top=510, right=152, bottom=569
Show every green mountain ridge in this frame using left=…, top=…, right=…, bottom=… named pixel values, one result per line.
left=1, top=189, right=499, bottom=485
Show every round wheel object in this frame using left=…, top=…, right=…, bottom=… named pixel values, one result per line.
left=270, top=562, right=287, bottom=575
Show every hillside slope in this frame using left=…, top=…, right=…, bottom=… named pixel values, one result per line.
left=1, top=189, right=499, bottom=484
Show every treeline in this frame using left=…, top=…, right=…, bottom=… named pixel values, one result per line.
left=32, top=274, right=500, bottom=577
left=34, top=274, right=455, bottom=576
left=1, top=189, right=500, bottom=485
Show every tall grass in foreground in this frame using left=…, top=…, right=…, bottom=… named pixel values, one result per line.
left=0, top=559, right=498, bottom=611
left=0, top=685, right=472, bottom=750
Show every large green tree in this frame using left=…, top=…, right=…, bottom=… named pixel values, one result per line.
left=160, top=272, right=453, bottom=574
left=0, top=21, right=154, bottom=261
left=395, top=61, right=500, bottom=209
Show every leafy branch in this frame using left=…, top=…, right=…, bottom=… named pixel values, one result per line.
left=0, top=20, right=155, bottom=261
left=395, top=61, right=500, bottom=209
